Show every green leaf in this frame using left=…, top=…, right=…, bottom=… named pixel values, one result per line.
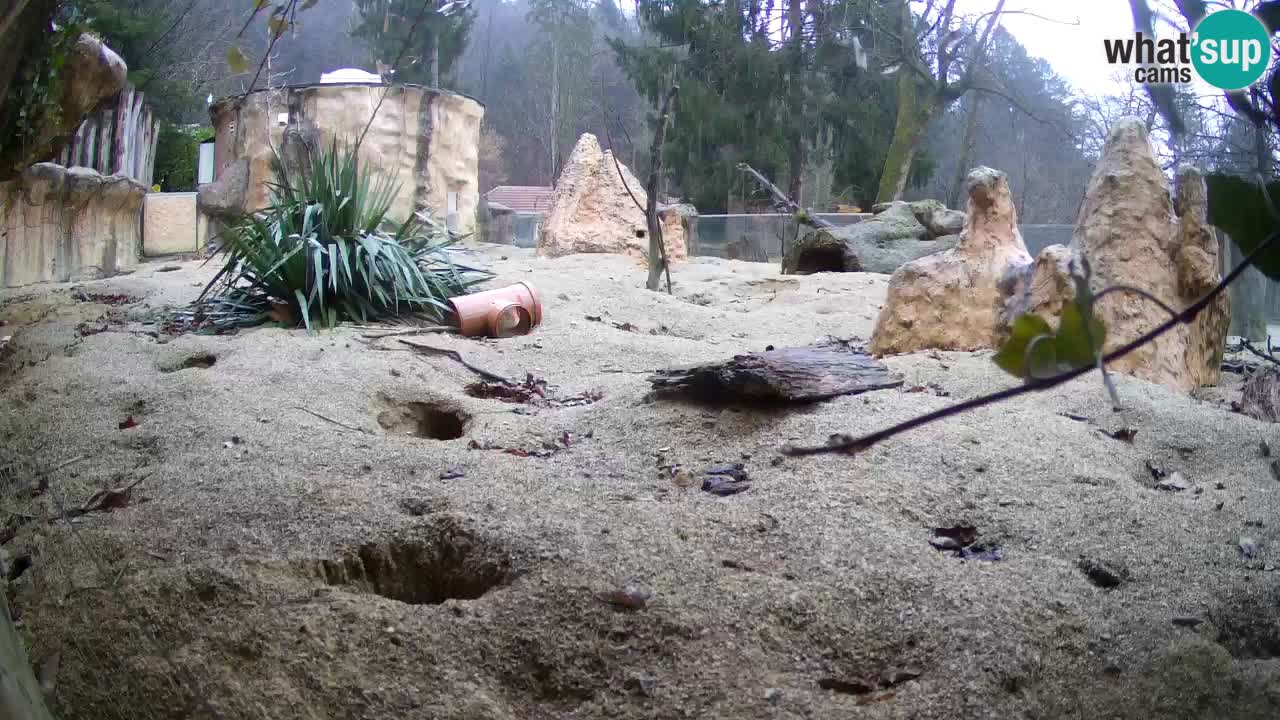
left=1054, top=300, right=1106, bottom=371
left=268, top=14, right=290, bottom=38
left=1205, top=173, right=1280, bottom=280
left=993, top=313, right=1054, bottom=378
left=993, top=302, right=1106, bottom=382
left=226, top=46, right=250, bottom=74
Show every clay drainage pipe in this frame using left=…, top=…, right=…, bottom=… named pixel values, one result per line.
left=447, top=282, right=543, bottom=338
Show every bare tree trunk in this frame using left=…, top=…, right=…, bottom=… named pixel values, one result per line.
left=549, top=37, right=560, bottom=184
left=948, top=91, right=982, bottom=209
left=785, top=0, right=805, bottom=202
left=646, top=85, right=678, bottom=292
left=481, top=4, right=493, bottom=99
left=877, top=66, right=933, bottom=203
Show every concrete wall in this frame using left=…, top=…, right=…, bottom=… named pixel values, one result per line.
left=208, top=83, right=484, bottom=234
left=0, top=164, right=142, bottom=288
left=142, top=192, right=208, bottom=256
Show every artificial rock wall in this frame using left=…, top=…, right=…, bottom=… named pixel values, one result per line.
left=537, top=133, right=689, bottom=262
left=204, top=83, right=484, bottom=234
left=0, top=163, right=143, bottom=288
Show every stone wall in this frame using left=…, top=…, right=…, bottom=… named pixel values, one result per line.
left=142, top=192, right=207, bottom=256
left=205, top=83, right=484, bottom=234
left=0, top=164, right=143, bottom=288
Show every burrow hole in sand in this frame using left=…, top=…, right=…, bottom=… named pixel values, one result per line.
left=377, top=400, right=469, bottom=440
left=310, top=523, right=514, bottom=604
left=161, top=353, right=217, bottom=372
left=793, top=246, right=844, bottom=274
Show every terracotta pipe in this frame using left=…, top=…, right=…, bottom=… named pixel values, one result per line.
left=448, top=282, right=543, bottom=338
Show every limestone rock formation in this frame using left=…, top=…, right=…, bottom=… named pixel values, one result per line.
left=0, top=164, right=143, bottom=287
left=1018, top=123, right=1229, bottom=392
left=1, top=34, right=127, bottom=181
left=870, top=167, right=1032, bottom=354
left=537, top=134, right=688, bottom=262
left=209, top=84, right=483, bottom=234
left=783, top=202, right=957, bottom=274
left=660, top=203, right=699, bottom=257
left=197, top=157, right=249, bottom=220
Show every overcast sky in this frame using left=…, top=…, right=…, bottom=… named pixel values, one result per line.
left=969, top=1, right=1152, bottom=95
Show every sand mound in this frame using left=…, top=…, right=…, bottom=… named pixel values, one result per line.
left=1, top=247, right=1278, bottom=719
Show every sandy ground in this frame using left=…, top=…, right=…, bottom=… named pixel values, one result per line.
left=3, top=245, right=1280, bottom=719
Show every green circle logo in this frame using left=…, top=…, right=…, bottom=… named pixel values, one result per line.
left=1192, top=9, right=1272, bottom=90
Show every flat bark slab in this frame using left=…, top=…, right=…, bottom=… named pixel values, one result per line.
left=1241, top=367, right=1280, bottom=423
left=649, top=342, right=902, bottom=403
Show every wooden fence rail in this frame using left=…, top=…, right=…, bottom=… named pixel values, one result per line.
left=56, top=84, right=158, bottom=186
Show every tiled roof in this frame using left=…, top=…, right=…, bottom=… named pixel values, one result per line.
left=486, top=185, right=554, bottom=213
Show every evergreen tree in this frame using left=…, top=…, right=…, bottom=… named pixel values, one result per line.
left=611, top=0, right=898, bottom=212
left=354, top=0, right=475, bottom=87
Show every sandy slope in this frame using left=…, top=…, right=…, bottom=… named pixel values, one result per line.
left=2, top=245, right=1280, bottom=720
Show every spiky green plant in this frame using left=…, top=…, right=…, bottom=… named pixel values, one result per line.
left=195, top=140, right=489, bottom=332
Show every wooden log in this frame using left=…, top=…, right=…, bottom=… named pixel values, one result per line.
left=649, top=341, right=903, bottom=403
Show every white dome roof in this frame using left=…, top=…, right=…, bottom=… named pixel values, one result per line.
left=319, top=68, right=383, bottom=84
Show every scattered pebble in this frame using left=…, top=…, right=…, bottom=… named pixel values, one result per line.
left=595, top=586, right=650, bottom=611
left=671, top=467, right=696, bottom=488
left=702, top=476, right=750, bottom=496
left=929, top=535, right=963, bottom=551
left=1240, top=537, right=1259, bottom=560
left=623, top=675, right=657, bottom=697
left=929, top=526, right=1001, bottom=561
left=700, top=462, right=751, bottom=496
left=1155, top=472, right=1188, bottom=492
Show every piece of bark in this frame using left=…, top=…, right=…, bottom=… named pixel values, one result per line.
left=649, top=342, right=902, bottom=402
left=1241, top=367, right=1280, bottom=423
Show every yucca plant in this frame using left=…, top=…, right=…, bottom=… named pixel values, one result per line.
left=194, top=140, right=489, bottom=332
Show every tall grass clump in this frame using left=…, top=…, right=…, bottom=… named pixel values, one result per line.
left=195, top=140, right=489, bottom=332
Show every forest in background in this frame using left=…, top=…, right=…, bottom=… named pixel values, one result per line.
left=55, top=0, right=1280, bottom=220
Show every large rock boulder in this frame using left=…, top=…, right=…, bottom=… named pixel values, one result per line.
left=1, top=33, right=127, bottom=181
left=783, top=202, right=956, bottom=274
left=870, top=167, right=1032, bottom=354
left=196, top=157, right=249, bottom=220
left=872, top=199, right=966, bottom=239
left=1016, top=121, right=1229, bottom=392
left=537, top=134, right=688, bottom=262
